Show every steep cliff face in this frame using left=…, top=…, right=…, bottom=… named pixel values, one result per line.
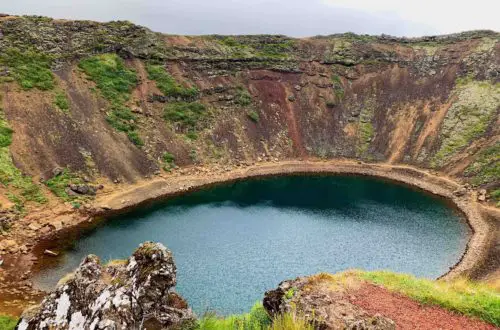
left=0, top=15, right=498, bottom=214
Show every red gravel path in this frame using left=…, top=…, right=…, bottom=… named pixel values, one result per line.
left=349, top=284, right=496, bottom=330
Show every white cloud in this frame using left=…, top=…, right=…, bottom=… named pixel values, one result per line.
left=321, top=0, right=499, bottom=34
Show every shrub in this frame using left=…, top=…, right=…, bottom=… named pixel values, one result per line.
left=0, top=48, right=54, bottom=90
left=247, top=110, right=259, bottom=123
left=162, top=151, right=176, bottom=170
left=235, top=87, right=252, bottom=106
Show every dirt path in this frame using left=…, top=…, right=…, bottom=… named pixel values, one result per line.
left=351, top=283, right=496, bottom=330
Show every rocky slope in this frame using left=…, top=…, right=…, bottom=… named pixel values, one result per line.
left=0, top=14, right=499, bottom=320
left=16, top=242, right=194, bottom=329
left=0, top=15, right=498, bottom=220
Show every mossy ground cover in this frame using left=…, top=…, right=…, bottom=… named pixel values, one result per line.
left=464, top=142, right=500, bottom=186
left=432, top=80, right=500, bottom=167
left=0, top=315, right=17, bottom=330
left=357, top=271, right=500, bottom=327
left=78, top=54, right=143, bottom=145
left=164, top=101, right=208, bottom=137
left=0, top=109, right=46, bottom=212
left=0, top=48, right=54, bottom=90
left=146, top=62, right=199, bottom=99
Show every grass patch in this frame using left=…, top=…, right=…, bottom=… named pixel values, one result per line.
left=358, top=271, right=500, bottom=326
left=464, top=142, right=500, bottom=185
left=78, top=54, right=137, bottom=104
left=247, top=110, right=259, bottom=123
left=0, top=48, right=54, bottom=90
left=0, top=315, right=17, bottom=330
left=44, top=168, right=83, bottom=201
left=54, top=91, right=70, bottom=112
left=146, top=62, right=199, bottom=99
left=197, top=302, right=312, bottom=330
left=78, top=54, right=143, bottom=145
left=164, top=101, right=207, bottom=133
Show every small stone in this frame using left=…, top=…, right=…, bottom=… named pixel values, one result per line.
left=43, top=249, right=58, bottom=257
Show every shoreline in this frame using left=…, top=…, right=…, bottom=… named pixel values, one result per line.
left=0, top=159, right=497, bottom=316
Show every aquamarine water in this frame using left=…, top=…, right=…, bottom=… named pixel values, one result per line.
left=33, top=175, right=470, bottom=315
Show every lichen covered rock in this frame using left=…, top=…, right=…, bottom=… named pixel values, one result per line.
left=263, top=274, right=396, bottom=329
left=17, top=242, right=194, bottom=330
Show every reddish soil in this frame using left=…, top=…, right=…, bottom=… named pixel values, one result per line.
left=350, top=284, right=496, bottom=330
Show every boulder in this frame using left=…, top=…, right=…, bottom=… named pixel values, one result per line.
left=17, top=242, right=195, bottom=330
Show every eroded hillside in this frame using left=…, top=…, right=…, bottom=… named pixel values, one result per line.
left=0, top=15, right=498, bottom=215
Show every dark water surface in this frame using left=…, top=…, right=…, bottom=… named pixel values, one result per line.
left=33, top=175, right=470, bottom=315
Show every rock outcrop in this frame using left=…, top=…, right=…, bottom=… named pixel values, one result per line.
left=16, top=242, right=195, bottom=330
left=264, top=274, right=396, bottom=329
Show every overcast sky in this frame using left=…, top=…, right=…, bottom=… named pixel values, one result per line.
left=3, top=0, right=499, bottom=37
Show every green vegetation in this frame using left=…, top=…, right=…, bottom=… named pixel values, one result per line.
left=356, top=100, right=375, bottom=155
left=146, top=62, right=199, bottom=99
left=78, top=54, right=143, bottom=145
left=44, top=168, right=83, bottom=201
left=164, top=101, right=207, bottom=134
left=464, top=142, right=499, bottom=185
left=161, top=151, right=176, bottom=171
left=432, top=80, right=500, bottom=167
left=213, top=36, right=295, bottom=59
left=0, top=110, right=46, bottom=212
left=0, top=315, right=17, bottom=330
left=331, top=75, right=344, bottom=100
left=247, top=110, right=259, bottom=123
left=235, top=87, right=252, bottom=106
left=54, top=91, right=70, bottom=112
left=197, top=302, right=312, bottom=330
left=359, top=271, right=500, bottom=326
left=0, top=48, right=54, bottom=90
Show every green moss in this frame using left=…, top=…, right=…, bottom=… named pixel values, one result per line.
left=44, top=168, right=83, bottom=201
left=78, top=54, right=143, bottom=146
left=0, top=48, right=54, bottom=90
left=235, top=87, right=252, bottom=106
left=164, top=101, right=207, bottom=133
left=331, top=75, right=344, bottom=100
left=432, top=80, right=500, bottom=167
left=359, top=271, right=500, bottom=326
left=54, top=91, right=70, bottom=112
left=356, top=100, right=375, bottom=156
left=247, top=110, right=259, bottom=123
left=0, top=315, right=17, bottom=330
left=0, top=111, right=46, bottom=210
left=146, top=62, right=198, bottom=99
left=464, top=142, right=500, bottom=185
